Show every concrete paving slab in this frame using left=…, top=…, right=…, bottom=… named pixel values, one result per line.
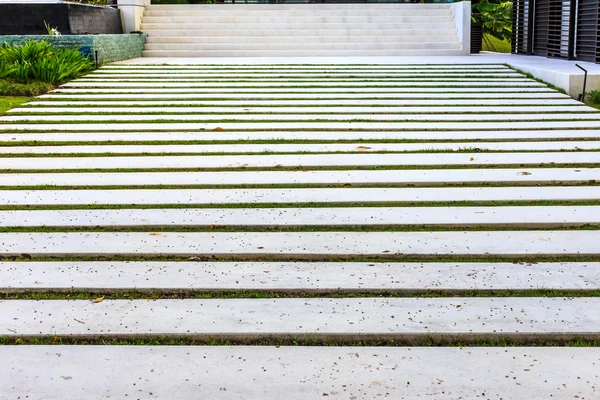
left=3, top=141, right=600, bottom=154
left=2, top=187, right=599, bottom=206
left=1, top=168, right=597, bottom=187
left=2, top=153, right=599, bottom=170
left=2, top=297, right=600, bottom=335
left=1, top=346, right=598, bottom=400
left=23, top=98, right=583, bottom=106
left=4, top=130, right=600, bottom=142
left=2, top=261, right=599, bottom=291
left=0, top=231, right=598, bottom=257
left=5, top=121, right=600, bottom=131
left=78, top=77, right=529, bottom=82
left=87, top=71, right=520, bottom=78
left=3, top=206, right=599, bottom=228
left=61, top=80, right=545, bottom=88
left=11, top=106, right=596, bottom=114
left=40, top=91, right=563, bottom=99
left=4, top=113, right=600, bottom=123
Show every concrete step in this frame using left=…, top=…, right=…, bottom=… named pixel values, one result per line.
left=2, top=297, right=600, bottom=335
left=2, top=168, right=595, bottom=187
left=4, top=206, right=599, bottom=228
left=3, top=261, right=599, bottom=291
left=144, top=4, right=454, bottom=10
left=140, top=22, right=457, bottom=30
left=5, top=121, right=600, bottom=132
left=25, top=99, right=581, bottom=106
left=2, top=347, right=598, bottom=399
left=140, top=28, right=456, bottom=37
left=102, top=64, right=508, bottom=70
left=10, top=106, right=593, bottom=114
left=3, top=187, right=599, bottom=206
left=2, top=153, right=599, bottom=170
left=5, top=129, right=598, bottom=142
left=60, top=81, right=543, bottom=87
left=142, top=49, right=467, bottom=57
left=144, top=9, right=454, bottom=17
left=142, top=42, right=462, bottom=51
left=142, top=15, right=454, bottom=24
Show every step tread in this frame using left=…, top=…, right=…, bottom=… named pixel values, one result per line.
left=2, top=297, right=600, bottom=335
left=2, top=347, right=598, bottom=399
left=2, top=261, right=599, bottom=290
left=2, top=187, right=600, bottom=206
left=0, top=231, right=598, bottom=256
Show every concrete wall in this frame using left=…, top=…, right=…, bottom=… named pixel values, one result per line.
left=0, top=3, right=121, bottom=35
left=450, top=1, right=471, bottom=55
left=0, top=34, right=146, bottom=64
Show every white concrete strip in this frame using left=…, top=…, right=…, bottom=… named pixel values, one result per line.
left=3, top=142, right=600, bottom=154
left=102, top=64, right=510, bottom=69
left=3, top=206, right=598, bottom=228
left=1, top=168, right=596, bottom=187
left=61, top=81, right=544, bottom=88
left=2, top=297, right=600, bottom=335
left=87, top=71, right=521, bottom=78
left=0, top=231, right=598, bottom=256
left=2, top=261, right=598, bottom=290
left=24, top=99, right=583, bottom=106
left=1, top=347, right=598, bottom=400
left=4, top=130, right=599, bottom=142
left=77, top=77, right=530, bottom=83
left=2, top=187, right=599, bottom=206
left=11, top=106, right=596, bottom=114
left=40, top=92, right=563, bottom=99
left=3, top=121, right=600, bottom=131
left=2, top=153, right=599, bottom=170
left=4, top=113, right=599, bottom=123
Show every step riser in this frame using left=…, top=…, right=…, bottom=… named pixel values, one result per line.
left=143, top=43, right=462, bottom=51
left=145, top=34, right=460, bottom=44
left=142, top=50, right=466, bottom=57
left=140, top=22, right=457, bottom=30
left=142, top=16, right=454, bottom=23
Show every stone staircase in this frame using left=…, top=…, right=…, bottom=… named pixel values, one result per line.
left=2, top=63, right=600, bottom=398
left=141, top=4, right=466, bottom=57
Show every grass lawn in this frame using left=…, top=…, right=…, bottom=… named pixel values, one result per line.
left=482, top=35, right=511, bottom=53
left=591, top=104, right=600, bottom=110
left=0, top=97, right=31, bottom=115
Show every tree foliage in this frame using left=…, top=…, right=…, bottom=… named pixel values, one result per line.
left=473, top=0, right=513, bottom=43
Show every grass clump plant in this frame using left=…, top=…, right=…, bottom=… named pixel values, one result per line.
left=0, top=39, right=93, bottom=96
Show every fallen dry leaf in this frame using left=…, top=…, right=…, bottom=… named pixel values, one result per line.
left=92, top=296, right=105, bottom=303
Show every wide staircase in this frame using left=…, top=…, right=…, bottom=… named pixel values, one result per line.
left=141, top=4, right=465, bottom=57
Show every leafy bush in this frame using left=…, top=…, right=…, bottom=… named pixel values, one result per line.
left=473, top=0, right=512, bottom=44
left=587, top=90, right=600, bottom=104
left=0, top=40, right=93, bottom=85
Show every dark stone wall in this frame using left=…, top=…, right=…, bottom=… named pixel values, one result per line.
left=68, top=4, right=122, bottom=35
left=0, top=4, right=71, bottom=35
left=0, top=3, right=122, bottom=35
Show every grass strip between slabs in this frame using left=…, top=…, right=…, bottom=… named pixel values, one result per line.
left=2, top=225, right=600, bottom=233
left=2, top=334, right=600, bottom=347
left=1, top=289, right=600, bottom=300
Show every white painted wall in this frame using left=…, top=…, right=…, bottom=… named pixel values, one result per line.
left=450, top=1, right=471, bottom=55
left=117, top=0, right=150, bottom=34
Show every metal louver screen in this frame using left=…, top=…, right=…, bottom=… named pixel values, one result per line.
left=576, top=0, right=598, bottom=61
left=534, top=0, right=550, bottom=55
left=512, top=0, right=530, bottom=53
left=546, top=0, right=572, bottom=58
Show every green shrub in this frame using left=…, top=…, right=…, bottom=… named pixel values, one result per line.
left=0, top=39, right=93, bottom=85
left=587, top=90, right=600, bottom=104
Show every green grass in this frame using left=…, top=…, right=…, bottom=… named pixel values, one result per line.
left=2, top=288, right=600, bottom=300
left=2, top=334, right=600, bottom=347
left=591, top=104, right=600, bottom=110
left=0, top=80, right=54, bottom=97
left=0, top=97, right=31, bottom=115
left=482, top=35, right=512, bottom=53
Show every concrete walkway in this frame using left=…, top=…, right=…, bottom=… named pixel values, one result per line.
left=1, top=62, right=599, bottom=398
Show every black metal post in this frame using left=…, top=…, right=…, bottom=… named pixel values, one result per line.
left=94, top=51, right=99, bottom=69
left=575, top=64, right=588, bottom=102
